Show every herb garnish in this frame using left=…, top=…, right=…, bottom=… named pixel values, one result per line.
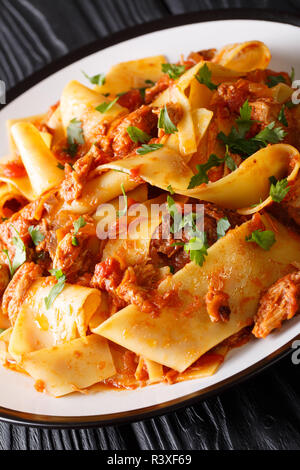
left=195, top=63, right=218, bottom=91
left=95, top=97, right=118, bottom=114
left=278, top=105, right=288, bottom=127
left=117, top=183, right=128, bottom=219
left=127, top=126, right=151, bottom=143
left=245, top=229, right=276, bottom=250
left=217, top=217, right=231, bottom=239
left=28, top=226, right=45, bottom=246
left=136, top=143, right=163, bottom=155
left=44, top=269, right=66, bottom=310
left=82, top=71, right=105, bottom=86
left=158, top=105, right=178, bottom=134
left=266, top=74, right=286, bottom=88
left=161, top=63, right=186, bottom=79
left=269, top=177, right=290, bottom=203
left=66, top=118, right=85, bottom=157
left=218, top=100, right=286, bottom=158
left=72, top=216, right=86, bottom=246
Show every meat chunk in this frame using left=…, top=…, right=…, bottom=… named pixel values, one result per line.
left=117, top=89, right=143, bottom=111
left=112, top=105, right=158, bottom=158
left=205, top=287, right=230, bottom=322
left=253, top=271, right=300, bottom=338
left=116, top=266, right=160, bottom=315
left=2, top=262, right=42, bottom=325
left=0, top=201, right=40, bottom=258
left=91, top=257, right=124, bottom=294
left=53, top=218, right=100, bottom=281
left=145, top=75, right=173, bottom=104
left=60, top=145, right=107, bottom=203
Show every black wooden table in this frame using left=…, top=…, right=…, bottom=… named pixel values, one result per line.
left=1, top=0, right=300, bottom=451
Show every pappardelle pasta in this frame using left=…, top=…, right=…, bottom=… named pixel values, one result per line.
left=1, top=40, right=300, bottom=396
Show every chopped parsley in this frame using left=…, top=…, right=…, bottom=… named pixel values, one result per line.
left=278, top=105, right=288, bottom=127
left=145, top=79, right=155, bottom=86
left=44, top=269, right=66, bottom=310
left=127, top=126, right=151, bottom=143
left=269, top=177, right=290, bottom=203
left=117, top=183, right=128, bottom=218
left=290, top=66, right=295, bottom=83
left=167, top=184, right=175, bottom=195
left=266, top=74, right=286, bottom=88
left=218, top=100, right=286, bottom=158
left=66, top=118, right=85, bottom=157
left=254, top=122, right=286, bottom=144
left=166, top=197, right=208, bottom=267
left=0, top=329, right=6, bottom=335
left=217, top=217, right=231, bottom=239
left=82, top=70, right=105, bottom=86
left=95, top=97, right=118, bottom=113
left=136, top=143, right=163, bottom=155
left=158, top=105, right=178, bottom=134
left=57, top=162, right=65, bottom=170
left=9, top=225, right=26, bottom=276
left=183, top=234, right=208, bottom=267
left=161, top=63, right=186, bottom=79
left=195, top=63, right=218, bottom=91
left=28, top=226, right=45, bottom=246
left=245, top=229, right=276, bottom=250
left=187, top=154, right=224, bottom=189
left=72, top=216, right=87, bottom=246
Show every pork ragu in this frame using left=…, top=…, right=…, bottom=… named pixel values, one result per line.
left=0, top=39, right=300, bottom=397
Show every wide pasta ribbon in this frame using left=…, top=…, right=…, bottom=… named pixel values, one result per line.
left=96, top=215, right=300, bottom=372
left=99, top=143, right=300, bottom=211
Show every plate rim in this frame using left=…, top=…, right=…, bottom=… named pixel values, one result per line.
left=1, top=7, right=300, bottom=428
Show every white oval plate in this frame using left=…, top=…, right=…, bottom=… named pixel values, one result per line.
left=1, top=11, right=300, bottom=427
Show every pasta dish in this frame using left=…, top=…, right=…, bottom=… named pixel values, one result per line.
left=0, top=40, right=299, bottom=397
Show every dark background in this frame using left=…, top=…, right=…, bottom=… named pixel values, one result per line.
left=1, top=0, right=300, bottom=451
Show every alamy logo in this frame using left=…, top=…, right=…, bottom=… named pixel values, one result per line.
left=0, top=80, right=6, bottom=104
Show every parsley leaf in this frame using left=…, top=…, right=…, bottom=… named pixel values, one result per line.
left=73, top=216, right=86, bottom=235
left=161, top=63, right=186, bottom=79
left=57, top=162, right=64, bottom=170
left=269, top=177, right=290, bottom=203
left=217, top=217, right=231, bottom=239
left=10, top=225, right=26, bottom=275
left=235, top=99, right=255, bottom=137
left=278, top=105, right=288, bottom=127
left=158, top=105, right=178, bottom=134
left=184, top=234, right=208, bottom=267
left=28, top=226, right=45, bottom=246
left=245, top=229, right=276, bottom=250
left=195, top=63, right=218, bottom=91
left=127, top=126, right=151, bottom=143
left=66, top=118, right=85, bottom=157
left=95, top=97, right=118, bottom=114
left=145, top=79, right=155, bottom=86
left=188, top=154, right=223, bottom=189
left=82, top=71, right=105, bottom=86
left=117, top=183, right=128, bottom=218
left=254, top=121, right=286, bottom=145
left=266, top=74, right=286, bottom=88
left=136, top=143, right=163, bottom=155
left=218, top=100, right=286, bottom=158
left=290, top=66, right=295, bottom=83
left=167, top=184, right=175, bottom=195
left=44, top=269, right=66, bottom=310
left=0, top=328, right=6, bottom=335
left=72, top=236, right=79, bottom=246
left=224, top=145, right=237, bottom=171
